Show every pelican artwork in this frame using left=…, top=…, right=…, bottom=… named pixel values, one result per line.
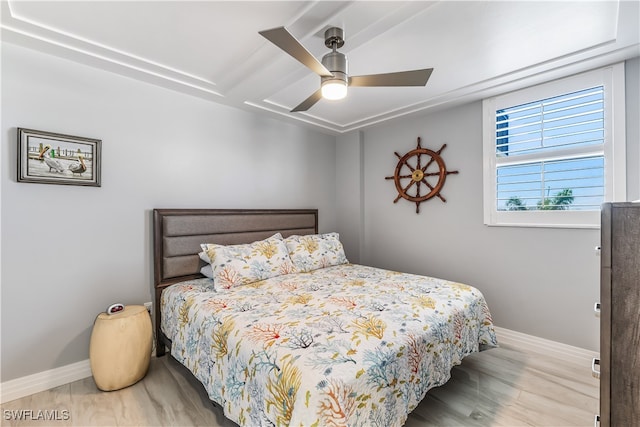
left=38, top=145, right=65, bottom=173
left=69, top=154, right=87, bottom=176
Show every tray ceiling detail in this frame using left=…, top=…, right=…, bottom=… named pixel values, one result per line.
left=2, top=1, right=638, bottom=134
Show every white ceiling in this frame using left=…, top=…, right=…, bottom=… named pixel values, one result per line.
left=2, top=1, right=639, bottom=134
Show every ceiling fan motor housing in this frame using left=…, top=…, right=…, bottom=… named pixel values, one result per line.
left=322, top=27, right=348, bottom=86
left=321, top=51, right=348, bottom=85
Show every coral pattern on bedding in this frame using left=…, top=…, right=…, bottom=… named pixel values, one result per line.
left=200, top=233, right=295, bottom=289
left=161, top=264, right=497, bottom=427
left=284, top=232, right=349, bottom=272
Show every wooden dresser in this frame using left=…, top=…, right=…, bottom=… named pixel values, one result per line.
left=597, top=202, right=640, bottom=426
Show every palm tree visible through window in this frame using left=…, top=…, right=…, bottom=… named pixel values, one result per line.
left=506, top=188, right=575, bottom=211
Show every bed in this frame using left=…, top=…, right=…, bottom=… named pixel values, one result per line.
left=153, top=208, right=497, bottom=427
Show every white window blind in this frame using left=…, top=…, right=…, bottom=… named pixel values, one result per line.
left=482, top=64, right=626, bottom=228
left=495, top=86, right=605, bottom=212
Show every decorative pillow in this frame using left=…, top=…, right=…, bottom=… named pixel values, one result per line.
left=200, top=233, right=295, bottom=289
left=284, top=232, right=348, bottom=272
left=198, top=251, right=210, bottom=264
left=200, top=264, right=214, bottom=279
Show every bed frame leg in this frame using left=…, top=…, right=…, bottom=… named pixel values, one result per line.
left=155, top=330, right=171, bottom=357
left=155, top=327, right=168, bottom=357
left=154, top=288, right=166, bottom=357
left=156, top=342, right=166, bottom=357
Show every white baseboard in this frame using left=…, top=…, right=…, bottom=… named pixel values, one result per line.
left=0, top=328, right=596, bottom=404
left=0, top=359, right=92, bottom=404
left=494, top=326, right=599, bottom=367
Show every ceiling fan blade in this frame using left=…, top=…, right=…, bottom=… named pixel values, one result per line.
left=259, top=27, right=333, bottom=77
left=291, top=89, right=323, bottom=112
left=349, top=68, right=433, bottom=87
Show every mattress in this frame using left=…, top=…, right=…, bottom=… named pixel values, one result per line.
left=161, top=263, right=497, bottom=426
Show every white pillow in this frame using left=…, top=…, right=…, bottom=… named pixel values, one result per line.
left=198, top=251, right=210, bottom=264
left=200, top=264, right=214, bottom=279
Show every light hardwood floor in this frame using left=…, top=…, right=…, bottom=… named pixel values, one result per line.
left=1, top=342, right=598, bottom=426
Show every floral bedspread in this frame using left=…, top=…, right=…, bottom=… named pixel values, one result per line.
left=161, top=264, right=497, bottom=427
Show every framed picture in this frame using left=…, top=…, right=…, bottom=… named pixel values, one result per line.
left=17, top=128, right=101, bottom=187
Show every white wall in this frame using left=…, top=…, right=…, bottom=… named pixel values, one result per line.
left=626, top=58, right=640, bottom=197
left=337, top=58, right=640, bottom=351
left=1, top=43, right=337, bottom=381
left=335, top=131, right=364, bottom=263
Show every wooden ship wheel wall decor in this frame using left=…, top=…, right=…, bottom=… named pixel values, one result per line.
left=385, top=137, right=458, bottom=213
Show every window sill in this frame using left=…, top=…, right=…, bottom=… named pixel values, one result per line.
left=484, top=209, right=601, bottom=229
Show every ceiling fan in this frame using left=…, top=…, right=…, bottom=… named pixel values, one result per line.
left=259, top=26, right=433, bottom=112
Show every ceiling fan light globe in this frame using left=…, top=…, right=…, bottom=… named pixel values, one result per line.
left=321, top=80, right=347, bottom=100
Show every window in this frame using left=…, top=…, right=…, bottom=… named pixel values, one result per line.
left=483, top=63, right=626, bottom=228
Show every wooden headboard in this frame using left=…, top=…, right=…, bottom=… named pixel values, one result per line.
left=152, top=208, right=318, bottom=355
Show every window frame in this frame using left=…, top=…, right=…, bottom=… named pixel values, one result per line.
left=482, top=63, right=626, bottom=228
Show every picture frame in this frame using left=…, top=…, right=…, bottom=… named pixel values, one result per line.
left=17, top=128, right=101, bottom=187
